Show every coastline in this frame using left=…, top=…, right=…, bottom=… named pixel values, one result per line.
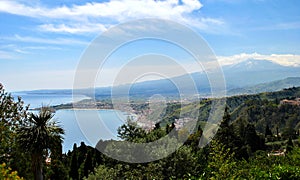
left=49, top=106, right=139, bottom=122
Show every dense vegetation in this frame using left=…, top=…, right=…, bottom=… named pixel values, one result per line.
left=0, top=84, right=65, bottom=180
left=162, top=86, right=300, bottom=137
left=1, top=84, right=300, bottom=179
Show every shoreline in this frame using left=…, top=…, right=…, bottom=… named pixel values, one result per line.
left=31, top=107, right=139, bottom=121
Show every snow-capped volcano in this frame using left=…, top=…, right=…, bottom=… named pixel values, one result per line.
left=224, top=59, right=287, bottom=72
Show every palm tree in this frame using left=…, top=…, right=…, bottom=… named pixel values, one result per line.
left=17, top=107, right=64, bottom=180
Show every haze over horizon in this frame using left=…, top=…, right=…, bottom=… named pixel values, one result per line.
left=1, top=0, right=300, bottom=91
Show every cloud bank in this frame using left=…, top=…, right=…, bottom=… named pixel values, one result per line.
left=0, top=0, right=224, bottom=34
left=217, top=53, right=300, bottom=67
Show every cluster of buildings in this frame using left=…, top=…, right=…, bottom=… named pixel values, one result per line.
left=267, top=149, right=285, bottom=157
left=280, top=98, right=300, bottom=106
left=174, top=117, right=194, bottom=130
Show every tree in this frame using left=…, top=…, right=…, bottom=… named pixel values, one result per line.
left=0, top=84, right=31, bottom=178
left=165, top=122, right=178, bottom=139
left=46, top=159, right=68, bottom=180
left=244, top=124, right=262, bottom=152
left=86, top=165, right=118, bottom=179
left=77, top=142, right=88, bottom=176
left=265, top=124, right=273, bottom=137
left=162, top=146, right=198, bottom=178
left=117, top=118, right=146, bottom=142
left=206, top=140, right=237, bottom=179
left=0, top=83, right=29, bottom=162
left=69, top=144, right=79, bottom=180
left=214, top=107, right=237, bottom=150
left=286, top=137, right=294, bottom=153
left=0, top=163, right=23, bottom=180
left=154, top=122, right=160, bottom=130
left=17, top=107, right=64, bottom=180
left=83, top=151, right=93, bottom=178
left=214, top=107, right=248, bottom=159
left=185, top=125, right=203, bottom=148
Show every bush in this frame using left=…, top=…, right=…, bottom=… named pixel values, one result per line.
left=0, top=163, right=23, bottom=179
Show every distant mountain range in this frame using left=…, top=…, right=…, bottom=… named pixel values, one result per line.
left=228, top=77, right=300, bottom=95
left=222, top=59, right=300, bottom=87
left=18, top=59, right=300, bottom=98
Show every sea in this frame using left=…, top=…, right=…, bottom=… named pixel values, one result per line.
left=12, top=92, right=129, bottom=153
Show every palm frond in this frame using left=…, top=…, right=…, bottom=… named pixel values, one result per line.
left=17, top=106, right=64, bottom=154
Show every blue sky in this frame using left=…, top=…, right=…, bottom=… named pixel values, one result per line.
left=0, top=0, right=300, bottom=91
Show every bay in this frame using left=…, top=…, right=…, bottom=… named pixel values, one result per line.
left=55, top=109, right=126, bottom=153
left=12, top=93, right=128, bottom=152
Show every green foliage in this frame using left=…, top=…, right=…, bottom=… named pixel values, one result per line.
left=17, top=107, right=64, bottom=180
left=84, top=165, right=118, bottom=180
left=243, top=123, right=265, bottom=153
left=0, top=84, right=28, bottom=155
left=200, top=145, right=300, bottom=180
left=17, top=107, right=64, bottom=154
left=69, top=144, right=79, bottom=180
left=286, top=137, right=294, bottom=153
left=64, top=142, right=104, bottom=180
left=46, top=159, right=68, bottom=180
left=159, top=87, right=300, bottom=142
left=232, top=147, right=300, bottom=179
left=0, top=84, right=32, bottom=178
left=205, top=140, right=237, bottom=179
left=184, top=125, right=203, bottom=150
left=83, top=151, right=93, bottom=178
left=84, top=87, right=300, bottom=179
left=0, top=163, right=23, bottom=180
left=161, top=146, right=199, bottom=178
left=87, top=145, right=201, bottom=179
left=265, top=124, right=273, bottom=137
left=117, top=118, right=146, bottom=142
left=214, top=107, right=236, bottom=147
left=2, top=84, right=299, bottom=179
left=31, top=86, right=300, bottom=179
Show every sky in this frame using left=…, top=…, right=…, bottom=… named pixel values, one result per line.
left=0, top=0, right=300, bottom=91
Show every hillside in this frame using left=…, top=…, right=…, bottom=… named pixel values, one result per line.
left=228, top=77, right=300, bottom=95
left=161, top=87, right=300, bottom=137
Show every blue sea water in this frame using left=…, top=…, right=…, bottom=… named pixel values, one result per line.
left=12, top=93, right=127, bottom=152
left=12, top=92, right=89, bottom=109
left=55, top=109, right=126, bottom=153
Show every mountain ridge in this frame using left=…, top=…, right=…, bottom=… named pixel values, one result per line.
left=15, top=59, right=300, bottom=98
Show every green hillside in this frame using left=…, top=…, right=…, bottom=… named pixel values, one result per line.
left=162, top=86, right=300, bottom=137
left=228, top=77, right=300, bottom=95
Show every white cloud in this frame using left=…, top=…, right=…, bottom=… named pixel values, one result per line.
left=217, top=53, right=300, bottom=67
left=0, top=0, right=202, bottom=19
left=39, top=23, right=108, bottom=34
left=4, top=35, right=89, bottom=45
left=23, top=46, right=62, bottom=50
left=14, top=49, right=30, bottom=54
left=0, top=44, right=65, bottom=59
left=0, top=0, right=224, bottom=34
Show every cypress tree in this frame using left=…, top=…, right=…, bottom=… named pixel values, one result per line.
left=83, top=151, right=93, bottom=178
left=244, top=124, right=260, bottom=152
left=69, top=144, right=79, bottom=180
left=265, top=125, right=273, bottom=137
left=215, top=107, right=234, bottom=147
left=214, top=107, right=243, bottom=157
left=286, top=137, right=294, bottom=153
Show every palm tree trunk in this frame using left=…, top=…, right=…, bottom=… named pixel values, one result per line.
left=32, top=153, right=43, bottom=180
